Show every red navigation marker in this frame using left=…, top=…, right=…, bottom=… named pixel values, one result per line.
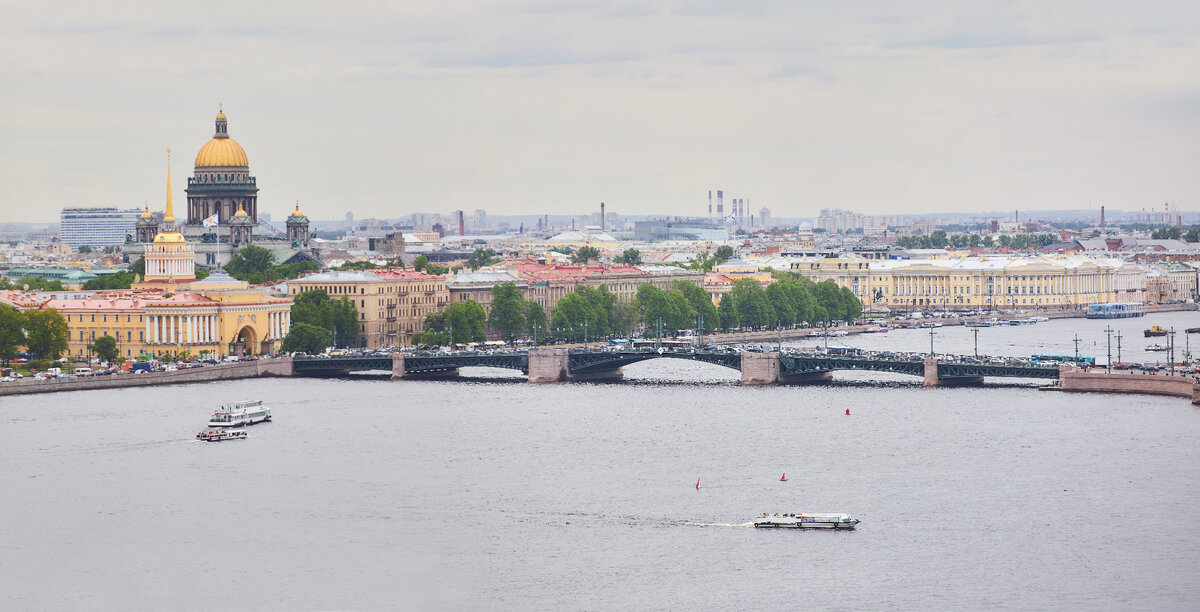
left=845, top=408, right=850, bottom=415
left=695, top=477, right=701, bottom=490
left=780, top=473, right=787, bottom=481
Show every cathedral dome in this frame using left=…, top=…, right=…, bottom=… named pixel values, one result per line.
left=153, top=231, right=185, bottom=244
left=194, top=107, right=249, bottom=167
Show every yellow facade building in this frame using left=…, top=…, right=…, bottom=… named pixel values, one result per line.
left=287, top=269, right=450, bottom=348
left=788, top=255, right=1122, bottom=310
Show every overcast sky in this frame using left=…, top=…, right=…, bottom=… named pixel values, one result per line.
left=2, top=1, right=1198, bottom=224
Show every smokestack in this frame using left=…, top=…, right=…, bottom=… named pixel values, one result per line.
left=600, top=202, right=606, bottom=231
left=708, top=190, right=712, bottom=220
left=1100, top=205, right=1105, bottom=229
left=457, top=210, right=465, bottom=236
left=717, top=190, right=724, bottom=217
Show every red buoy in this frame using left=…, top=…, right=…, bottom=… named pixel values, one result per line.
left=780, top=473, right=787, bottom=481
left=695, top=477, right=701, bottom=490
left=845, top=408, right=850, bottom=415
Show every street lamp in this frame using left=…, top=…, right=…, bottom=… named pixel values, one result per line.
left=971, top=325, right=980, bottom=358
left=1116, top=330, right=1122, bottom=366
left=929, top=327, right=935, bottom=358
left=1169, top=327, right=1176, bottom=376
left=1104, top=325, right=1113, bottom=373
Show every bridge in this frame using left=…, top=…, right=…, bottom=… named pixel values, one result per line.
left=292, top=347, right=1063, bottom=386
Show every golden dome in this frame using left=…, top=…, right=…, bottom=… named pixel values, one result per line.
left=195, top=137, right=248, bottom=167
left=139, top=204, right=153, bottom=219
left=234, top=204, right=249, bottom=217
left=153, top=231, right=185, bottom=244
left=290, top=202, right=305, bottom=217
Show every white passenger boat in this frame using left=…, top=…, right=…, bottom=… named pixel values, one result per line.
left=196, top=429, right=248, bottom=442
left=753, top=512, right=860, bottom=529
left=208, top=400, right=272, bottom=427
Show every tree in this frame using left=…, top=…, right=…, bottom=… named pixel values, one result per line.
left=130, top=256, right=146, bottom=277
left=524, top=300, right=547, bottom=339
left=730, top=278, right=774, bottom=328
left=929, top=230, right=948, bottom=248
left=0, top=305, right=25, bottom=364
left=673, top=280, right=717, bottom=331
left=14, top=276, right=65, bottom=291
left=281, top=322, right=333, bottom=354
left=614, top=248, right=643, bottom=265
left=714, top=245, right=734, bottom=263
left=224, top=245, right=275, bottom=282
left=23, top=309, right=69, bottom=361
left=82, top=271, right=136, bottom=290
left=329, top=297, right=360, bottom=347
left=717, top=293, right=738, bottom=330
left=1185, top=228, right=1200, bottom=243
left=421, top=301, right=486, bottom=345
left=467, top=248, right=499, bottom=269
left=635, top=284, right=692, bottom=335
left=487, top=282, right=527, bottom=341
left=77, top=245, right=92, bottom=254
left=1151, top=226, right=1182, bottom=240
left=571, top=246, right=601, bottom=264
left=289, top=289, right=359, bottom=347
left=88, top=335, right=119, bottom=363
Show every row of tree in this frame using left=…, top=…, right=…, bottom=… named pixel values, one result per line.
left=894, top=232, right=1061, bottom=250
left=410, top=275, right=863, bottom=346
left=224, top=245, right=318, bottom=284
left=0, top=305, right=69, bottom=363
left=280, top=290, right=361, bottom=354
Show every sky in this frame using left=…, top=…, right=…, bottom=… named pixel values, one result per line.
left=1, top=0, right=1198, bottom=224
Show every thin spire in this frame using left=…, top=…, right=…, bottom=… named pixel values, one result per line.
left=164, top=149, right=175, bottom=223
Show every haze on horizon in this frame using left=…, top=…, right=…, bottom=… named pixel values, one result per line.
left=1, top=0, right=1197, bottom=224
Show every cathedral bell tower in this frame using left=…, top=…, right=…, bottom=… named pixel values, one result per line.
left=286, top=201, right=310, bottom=247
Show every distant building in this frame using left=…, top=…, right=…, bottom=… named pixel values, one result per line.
left=59, top=207, right=141, bottom=247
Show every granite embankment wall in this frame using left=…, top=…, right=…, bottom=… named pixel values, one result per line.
left=0, top=358, right=293, bottom=397
left=1053, top=368, right=1199, bottom=402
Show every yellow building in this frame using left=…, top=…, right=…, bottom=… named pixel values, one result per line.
left=287, top=269, right=450, bottom=348
left=789, top=255, right=1119, bottom=310
left=44, top=272, right=292, bottom=359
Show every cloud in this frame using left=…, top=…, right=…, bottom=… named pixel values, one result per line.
left=762, top=61, right=836, bottom=82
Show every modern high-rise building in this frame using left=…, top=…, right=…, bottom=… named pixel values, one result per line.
left=59, top=207, right=142, bottom=247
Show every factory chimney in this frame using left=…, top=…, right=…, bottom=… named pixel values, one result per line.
left=1100, top=205, right=1105, bottom=230
left=717, top=190, right=724, bottom=217
left=600, top=202, right=606, bottom=231
left=708, top=190, right=712, bottom=221
left=457, top=210, right=465, bottom=236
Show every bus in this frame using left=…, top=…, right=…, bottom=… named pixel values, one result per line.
left=1031, top=353, right=1095, bottom=366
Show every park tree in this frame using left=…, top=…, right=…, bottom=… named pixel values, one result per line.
left=88, top=335, right=120, bottom=363
left=281, top=322, right=333, bottom=354
left=77, top=245, right=92, bottom=254
left=717, top=294, right=738, bottom=330
left=714, top=245, right=734, bottom=263
left=467, top=248, right=499, bottom=269
left=487, top=282, right=527, bottom=341
left=570, top=246, right=601, bottom=264
left=14, top=276, right=65, bottom=291
left=524, top=300, right=547, bottom=340
left=288, top=289, right=360, bottom=347
left=0, top=305, right=26, bottom=364
left=614, top=248, right=643, bottom=265
left=673, top=280, right=717, bottom=331
left=23, top=309, right=69, bottom=361
left=420, top=301, right=486, bottom=345
left=130, top=256, right=146, bottom=277
left=1185, top=227, right=1200, bottom=243
left=224, top=245, right=276, bottom=283
left=729, top=278, right=775, bottom=329
left=634, top=284, right=692, bottom=334
left=82, top=270, right=136, bottom=290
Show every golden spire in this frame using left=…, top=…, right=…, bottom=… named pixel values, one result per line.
left=163, top=149, right=175, bottom=223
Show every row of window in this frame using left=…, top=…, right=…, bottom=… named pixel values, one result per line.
left=77, top=330, right=142, bottom=342
left=66, top=314, right=144, bottom=323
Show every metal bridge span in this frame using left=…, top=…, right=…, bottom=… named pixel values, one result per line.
left=292, top=349, right=1061, bottom=384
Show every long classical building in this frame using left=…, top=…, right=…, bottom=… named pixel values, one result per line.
left=786, top=254, right=1143, bottom=310
left=287, top=269, right=449, bottom=349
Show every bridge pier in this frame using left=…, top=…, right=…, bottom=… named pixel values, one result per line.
left=390, top=353, right=461, bottom=379
left=527, top=348, right=623, bottom=382
left=741, top=352, right=832, bottom=384
left=923, top=358, right=983, bottom=387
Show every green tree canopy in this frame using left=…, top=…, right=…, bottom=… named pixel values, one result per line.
left=467, top=248, right=500, bottom=269
left=487, top=282, right=527, bottom=341
left=82, top=271, right=136, bottom=290
left=673, top=280, right=717, bottom=331
left=88, top=335, right=119, bottom=363
left=281, top=322, right=333, bottom=354
left=0, top=305, right=26, bottom=363
left=419, top=300, right=486, bottom=345
left=23, top=309, right=69, bottom=361
left=289, top=289, right=360, bottom=347
left=224, top=245, right=275, bottom=281
left=130, top=256, right=146, bottom=277
left=614, top=248, right=643, bottom=265
left=12, top=276, right=66, bottom=291
left=524, top=300, right=547, bottom=339
left=570, top=246, right=601, bottom=264
left=77, top=245, right=92, bottom=254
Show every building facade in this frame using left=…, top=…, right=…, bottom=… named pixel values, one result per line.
left=288, top=269, right=450, bottom=348
left=59, top=207, right=141, bottom=247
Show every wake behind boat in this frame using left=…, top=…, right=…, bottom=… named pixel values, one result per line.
left=209, top=400, right=272, bottom=428
left=754, top=512, right=860, bottom=529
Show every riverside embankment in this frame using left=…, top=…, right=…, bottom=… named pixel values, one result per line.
left=0, top=358, right=293, bottom=397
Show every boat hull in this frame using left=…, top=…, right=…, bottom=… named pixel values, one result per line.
left=754, top=521, right=856, bottom=530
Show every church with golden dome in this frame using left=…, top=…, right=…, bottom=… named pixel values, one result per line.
left=126, top=107, right=315, bottom=270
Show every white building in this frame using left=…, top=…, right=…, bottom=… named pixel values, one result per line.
left=59, top=207, right=141, bottom=247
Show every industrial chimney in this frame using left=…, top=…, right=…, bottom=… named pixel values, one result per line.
left=1100, top=205, right=1106, bottom=230
left=600, top=202, right=606, bottom=231
left=717, top=190, right=724, bottom=217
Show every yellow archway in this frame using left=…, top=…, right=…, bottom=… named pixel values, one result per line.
left=230, top=325, right=259, bottom=356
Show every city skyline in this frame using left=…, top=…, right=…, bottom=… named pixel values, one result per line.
left=2, top=1, right=1198, bottom=224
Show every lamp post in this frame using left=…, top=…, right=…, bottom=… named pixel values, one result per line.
left=1072, top=334, right=1081, bottom=361
left=1116, top=330, right=1122, bottom=366
left=971, top=325, right=980, bottom=358
left=929, top=327, right=935, bottom=358
left=1169, top=327, right=1176, bottom=377
left=583, top=319, right=589, bottom=349
left=532, top=322, right=539, bottom=347
left=777, top=321, right=783, bottom=353
left=1104, top=325, right=1113, bottom=373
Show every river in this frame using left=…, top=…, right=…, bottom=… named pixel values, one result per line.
left=2, top=312, right=1199, bottom=610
